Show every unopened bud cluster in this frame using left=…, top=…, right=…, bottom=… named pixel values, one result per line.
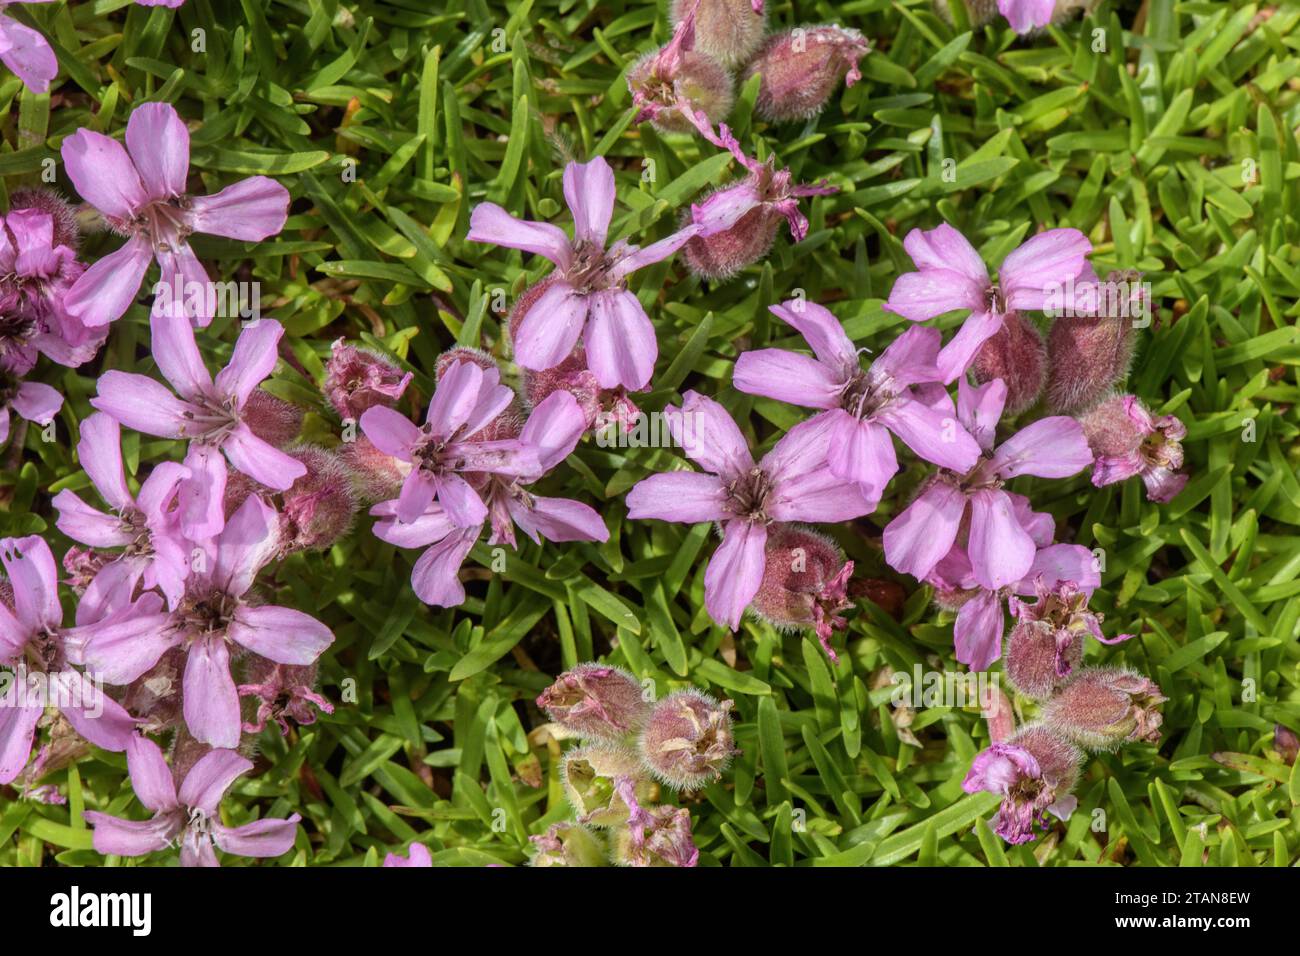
left=530, top=663, right=738, bottom=866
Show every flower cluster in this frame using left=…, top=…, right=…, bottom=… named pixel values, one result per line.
left=527, top=663, right=737, bottom=866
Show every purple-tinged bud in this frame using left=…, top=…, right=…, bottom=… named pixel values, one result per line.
left=9, top=187, right=81, bottom=251
left=983, top=683, right=1016, bottom=743
left=1042, top=667, right=1166, bottom=751
left=1045, top=270, right=1143, bottom=415
left=670, top=0, right=765, bottom=70
left=612, top=801, right=699, bottom=867
left=1274, top=724, right=1299, bottom=766
left=339, top=434, right=407, bottom=505
left=681, top=131, right=835, bottom=280
left=1005, top=579, right=1130, bottom=700
left=749, top=525, right=854, bottom=662
left=536, top=663, right=651, bottom=740
left=962, top=724, right=1081, bottom=844
left=1078, top=394, right=1187, bottom=502
left=434, top=345, right=500, bottom=380
left=529, top=821, right=608, bottom=867
left=970, top=312, right=1046, bottom=417
left=743, top=25, right=870, bottom=123
left=323, top=339, right=412, bottom=421
left=279, top=446, right=359, bottom=553
left=561, top=743, right=656, bottom=827
left=628, top=10, right=735, bottom=137
left=638, top=689, right=736, bottom=790
left=238, top=658, right=334, bottom=734
left=242, top=389, right=304, bottom=447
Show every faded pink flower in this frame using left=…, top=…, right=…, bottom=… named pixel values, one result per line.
left=323, top=339, right=412, bottom=421
left=963, top=724, right=1081, bottom=844
left=1079, top=394, right=1187, bottom=502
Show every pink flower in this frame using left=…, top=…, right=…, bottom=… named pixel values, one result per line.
left=383, top=843, right=433, bottom=867
left=60, top=102, right=289, bottom=328
left=998, top=0, right=1056, bottom=34
left=883, top=223, right=1093, bottom=382
left=371, top=390, right=607, bottom=607
left=71, top=496, right=334, bottom=748
left=360, top=357, right=537, bottom=528
left=0, top=535, right=137, bottom=784
left=91, top=312, right=306, bottom=540
left=0, top=207, right=103, bottom=373
left=322, top=338, right=412, bottom=421
left=625, top=390, right=875, bottom=629
left=85, top=735, right=300, bottom=866
left=52, top=413, right=193, bottom=625
left=883, top=377, right=1093, bottom=593
left=962, top=725, right=1080, bottom=844
left=0, top=2, right=58, bottom=93
left=1079, top=394, right=1187, bottom=502
left=734, top=299, right=980, bottom=496
left=467, top=157, right=699, bottom=391
left=0, top=361, right=60, bottom=445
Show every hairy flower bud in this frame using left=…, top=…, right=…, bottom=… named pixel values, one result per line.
left=638, top=689, right=736, bottom=790
left=1004, top=580, right=1128, bottom=700
left=962, top=724, right=1081, bottom=844
left=324, top=339, right=412, bottom=421
left=537, top=664, right=651, bottom=740
left=1078, top=394, right=1187, bottom=502
left=561, top=743, right=656, bottom=827
left=279, top=446, right=359, bottom=553
left=243, top=389, right=304, bottom=447
left=970, top=311, right=1046, bottom=416
left=743, top=25, right=870, bottom=123
left=529, top=821, right=609, bottom=867
left=749, top=525, right=853, bottom=661
left=1045, top=270, right=1142, bottom=414
left=1042, top=667, right=1166, bottom=751
left=339, top=434, right=407, bottom=504
left=612, top=802, right=699, bottom=867
left=9, top=187, right=81, bottom=251
left=628, top=41, right=735, bottom=137
left=671, top=0, right=765, bottom=70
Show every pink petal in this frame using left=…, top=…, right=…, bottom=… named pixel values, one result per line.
left=125, top=102, right=190, bottom=202
left=11, top=381, right=61, bottom=425
left=371, top=500, right=457, bottom=549
left=512, top=495, right=609, bottom=543
left=152, top=241, right=215, bottom=327
left=212, top=815, right=300, bottom=859
left=77, top=413, right=132, bottom=512
left=606, top=227, right=699, bottom=280
left=519, top=391, right=586, bottom=475
left=953, top=590, right=1005, bottom=671
left=178, top=442, right=228, bottom=540
left=704, top=520, right=767, bottom=630
left=880, top=397, right=981, bottom=473
left=91, top=370, right=193, bottom=438
left=425, top=358, right=483, bottom=439
left=229, top=604, right=333, bottom=665
left=215, top=319, right=283, bottom=408
left=733, top=348, right=843, bottom=409
left=513, top=282, right=589, bottom=372
left=626, top=471, right=727, bottom=523
left=0, top=699, right=42, bottom=785
left=874, top=325, right=944, bottom=387
left=956, top=377, right=1007, bottom=453
left=435, top=473, right=489, bottom=528
left=182, top=637, right=242, bottom=749
left=223, top=423, right=306, bottom=490
left=186, top=176, right=290, bottom=241
left=359, top=405, right=420, bottom=458
left=584, top=289, right=657, bottom=391
left=827, top=415, right=897, bottom=494
left=0, top=17, right=58, bottom=93
left=936, top=309, right=1005, bottom=384
left=767, top=465, right=878, bottom=523
left=51, top=490, right=132, bottom=548
left=1007, top=492, right=1055, bottom=547
left=179, top=831, right=220, bottom=867
left=212, top=494, right=279, bottom=597
left=57, top=671, right=138, bottom=751
left=991, top=416, right=1093, bottom=479
left=768, top=300, right=857, bottom=373
left=882, top=482, right=967, bottom=579
left=761, top=410, right=840, bottom=485
left=75, top=610, right=180, bottom=685
left=149, top=306, right=213, bottom=401
left=883, top=270, right=986, bottom=323
left=999, top=228, right=1092, bottom=310
left=0, top=534, right=60, bottom=631
left=664, top=390, right=753, bottom=479
left=1022, top=543, right=1100, bottom=594
left=563, top=157, right=616, bottom=247
left=997, top=0, right=1056, bottom=32
left=86, top=812, right=178, bottom=857
left=64, top=235, right=154, bottom=328
left=902, top=224, right=988, bottom=284
left=967, top=489, right=1036, bottom=590
left=75, top=555, right=148, bottom=626
left=409, top=527, right=479, bottom=607
left=60, top=128, right=147, bottom=221
left=125, top=734, right=179, bottom=812
left=178, top=747, right=253, bottom=813
left=467, top=203, right=573, bottom=268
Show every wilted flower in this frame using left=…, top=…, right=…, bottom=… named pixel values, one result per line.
left=962, top=724, right=1081, bottom=844
left=536, top=663, right=650, bottom=740
left=884, top=223, right=1093, bottom=383
left=749, top=525, right=854, bottom=662
left=561, top=742, right=656, bottom=827
left=628, top=6, right=735, bottom=136
left=626, top=390, right=875, bottom=629
left=1042, top=667, right=1166, bottom=750
left=743, top=25, right=870, bottom=123
left=670, top=0, right=765, bottom=70
left=323, top=339, right=412, bottom=421
left=884, top=377, right=1093, bottom=593
left=529, top=821, right=608, bottom=867
left=85, top=735, right=300, bottom=866
left=468, top=157, right=700, bottom=391
left=383, top=843, right=433, bottom=867
left=1078, top=394, right=1187, bottom=502
left=1004, top=578, right=1131, bottom=699
left=238, top=658, right=333, bottom=735
left=91, top=311, right=307, bottom=540
left=1044, top=270, right=1143, bottom=414
left=638, top=689, right=735, bottom=790
left=734, top=299, right=980, bottom=495
left=612, top=798, right=699, bottom=867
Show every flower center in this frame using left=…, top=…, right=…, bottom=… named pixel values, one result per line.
left=987, top=285, right=1006, bottom=313
left=840, top=367, right=893, bottom=421
left=23, top=628, right=65, bottom=673
left=124, top=197, right=194, bottom=253
left=725, top=466, right=774, bottom=523
left=565, top=240, right=614, bottom=294
left=179, top=396, right=241, bottom=442
left=179, top=589, right=237, bottom=637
